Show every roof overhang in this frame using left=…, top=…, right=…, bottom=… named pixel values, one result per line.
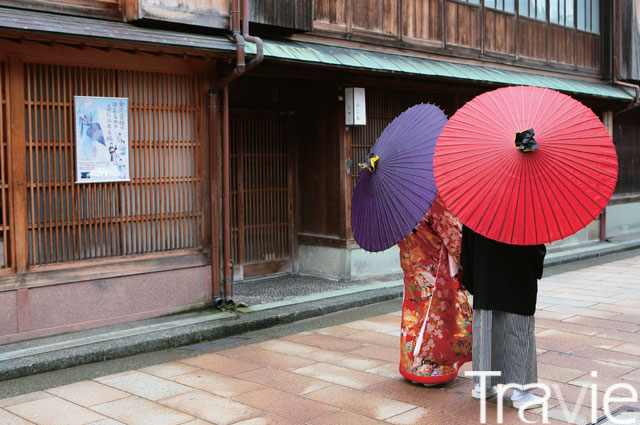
left=0, top=7, right=634, bottom=102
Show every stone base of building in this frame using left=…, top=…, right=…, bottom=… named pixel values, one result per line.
left=0, top=266, right=211, bottom=345
left=297, top=244, right=402, bottom=281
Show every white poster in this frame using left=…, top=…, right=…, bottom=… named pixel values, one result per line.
left=75, top=96, right=130, bottom=183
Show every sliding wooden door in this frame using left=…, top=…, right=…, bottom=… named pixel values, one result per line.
left=230, top=110, right=293, bottom=278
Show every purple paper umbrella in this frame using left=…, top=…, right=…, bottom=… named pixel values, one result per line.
left=351, top=103, right=447, bottom=252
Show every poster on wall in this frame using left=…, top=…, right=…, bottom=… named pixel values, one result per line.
left=74, top=96, right=130, bottom=183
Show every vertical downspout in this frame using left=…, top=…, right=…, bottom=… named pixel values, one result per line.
left=209, top=92, right=223, bottom=307
left=221, top=85, right=232, bottom=303
left=211, top=0, right=263, bottom=306
left=242, top=0, right=264, bottom=73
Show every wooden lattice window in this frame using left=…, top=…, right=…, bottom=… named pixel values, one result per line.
left=24, top=63, right=203, bottom=265
left=0, top=61, right=11, bottom=270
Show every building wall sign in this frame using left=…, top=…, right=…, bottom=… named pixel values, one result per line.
left=75, top=96, right=131, bottom=183
left=345, top=87, right=366, bottom=126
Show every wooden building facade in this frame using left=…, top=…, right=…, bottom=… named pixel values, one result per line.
left=0, top=0, right=637, bottom=342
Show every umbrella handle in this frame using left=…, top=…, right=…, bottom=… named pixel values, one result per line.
left=412, top=245, right=443, bottom=358
left=359, top=155, right=379, bottom=173
left=514, top=128, right=538, bottom=152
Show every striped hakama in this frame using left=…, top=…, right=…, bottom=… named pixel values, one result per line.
left=472, top=309, right=537, bottom=387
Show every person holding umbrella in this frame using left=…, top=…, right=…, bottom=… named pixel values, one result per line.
left=461, top=225, right=546, bottom=408
left=351, top=103, right=472, bottom=385
left=434, top=85, right=618, bottom=408
left=398, top=195, right=472, bottom=385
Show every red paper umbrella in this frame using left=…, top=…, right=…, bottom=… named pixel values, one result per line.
left=434, top=86, right=618, bottom=245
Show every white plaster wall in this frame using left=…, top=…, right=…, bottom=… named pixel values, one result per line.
left=547, top=219, right=599, bottom=249
left=297, top=244, right=402, bottom=280
left=606, top=202, right=640, bottom=237
left=298, top=245, right=350, bottom=280
left=350, top=245, right=402, bottom=279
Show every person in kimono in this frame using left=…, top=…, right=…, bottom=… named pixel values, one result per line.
left=461, top=226, right=546, bottom=409
left=398, top=195, right=473, bottom=385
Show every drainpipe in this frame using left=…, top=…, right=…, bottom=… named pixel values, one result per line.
left=612, top=0, right=640, bottom=116
left=209, top=92, right=223, bottom=308
left=210, top=0, right=263, bottom=307
left=241, top=0, right=264, bottom=73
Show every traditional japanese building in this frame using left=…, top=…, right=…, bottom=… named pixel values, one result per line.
left=0, top=0, right=638, bottom=343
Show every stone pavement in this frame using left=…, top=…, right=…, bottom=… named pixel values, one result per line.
left=0, top=255, right=639, bottom=424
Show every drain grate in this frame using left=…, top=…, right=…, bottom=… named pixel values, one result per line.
left=591, top=406, right=640, bottom=425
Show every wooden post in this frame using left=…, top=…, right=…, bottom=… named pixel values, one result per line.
left=341, top=91, right=353, bottom=241
left=8, top=56, right=28, bottom=273
left=600, top=110, right=614, bottom=242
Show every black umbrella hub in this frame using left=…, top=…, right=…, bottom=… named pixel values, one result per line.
left=515, top=128, right=538, bottom=152
left=359, top=153, right=380, bottom=173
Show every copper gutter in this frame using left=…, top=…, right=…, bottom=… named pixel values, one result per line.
left=210, top=0, right=263, bottom=306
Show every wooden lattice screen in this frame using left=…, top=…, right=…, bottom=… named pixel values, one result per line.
left=351, top=88, right=455, bottom=190
left=230, top=111, right=292, bottom=268
left=24, top=63, right=203, bottom=265
left=0, top=61, right=11, bottom=270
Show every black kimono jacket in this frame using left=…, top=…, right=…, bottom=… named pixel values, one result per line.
left=460, top=226, right=546, bottom=316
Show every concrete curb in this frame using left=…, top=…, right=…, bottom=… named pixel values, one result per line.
left=0, top=284, right=403, bottom=381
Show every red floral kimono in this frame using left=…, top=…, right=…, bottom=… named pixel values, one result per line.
left=398, top=195, right=473, bottom=385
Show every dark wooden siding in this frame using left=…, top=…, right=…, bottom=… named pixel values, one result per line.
left=619, top=0, right=640, bottom=80
left=576, top=32, right=602, bottom=70
left=549, top=25, right=575, bottom=66
left=313, top=0, right=603, bottom=76
left=517, top=18, right=547, bottom=61
left=613, top=108, right=640, bottom=195
left=484, top=9, right=516, bottom=56
left=352, top=0, right=399, bottom=35
left=314, top=0, right=349, bottom=30
left=445, top=1, right=482, bottom=50
left=297, top=82, right=343, bottom=238
left=402, top=0, right=443, bottom=44
left=250, top=0, right=313, bottom=31
left=0, top=0, right=121, bottom=20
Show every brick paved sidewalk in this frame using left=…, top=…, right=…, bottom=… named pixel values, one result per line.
left=1, top=255, right=639, bottom=425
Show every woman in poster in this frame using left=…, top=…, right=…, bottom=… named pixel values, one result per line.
left=398, top=195, right=473, bottom=385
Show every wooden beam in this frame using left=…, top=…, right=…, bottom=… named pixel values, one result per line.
left=340, top=92, right=352, bottom=240
left=0, top=250, right=210, bottom=291
left=8, top=56, right=28, bottom=273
